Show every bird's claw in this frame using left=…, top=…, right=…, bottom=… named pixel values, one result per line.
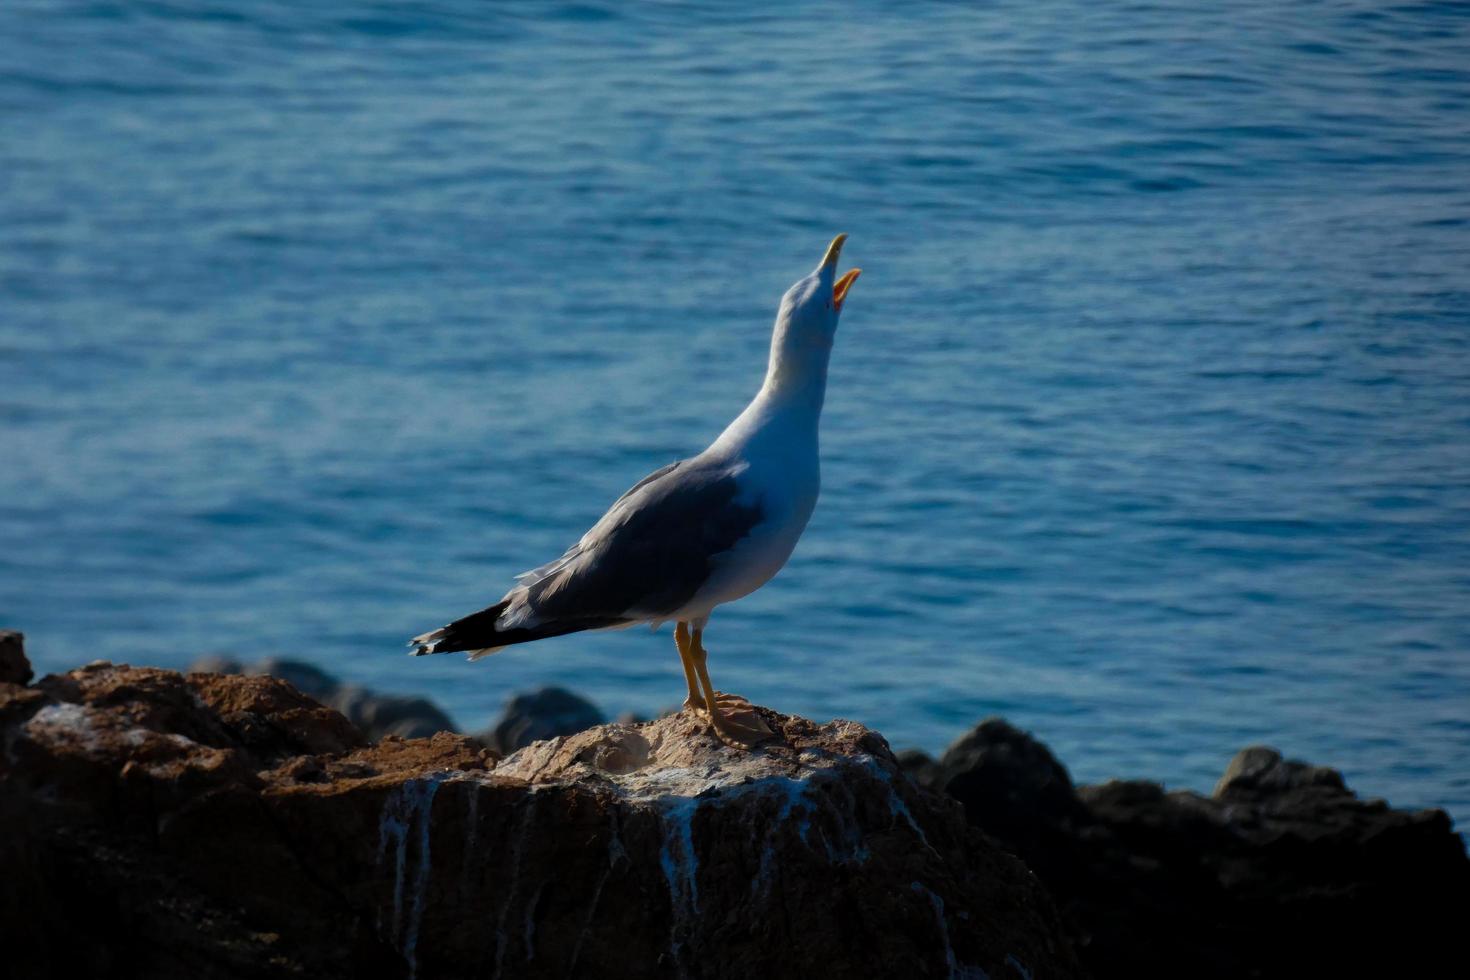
left=704, top=693, right=774, bottom=748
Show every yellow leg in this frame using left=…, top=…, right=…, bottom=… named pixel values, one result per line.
left=674, top=622, right=706, bottom=713
left=690, top=628, right=773, bottom=747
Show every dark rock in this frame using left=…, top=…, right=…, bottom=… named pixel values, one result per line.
left=326, top=685, right=457, bottom=741
left=483, top=685, right=605, bottom=752
left=940, top=718, right=1089, bottom=827
left=1212, top=744, right=1347, bottom=801
left=0, top=680, right=46, bottom=726
left=0, top=663, right=1082, bottom=979
left=934, top=722, right=1470, bottom=979
left=895, top=747, right=943, bottom=790
left=0, top=630, right=32, bottom=686
left=936, top=717, right=1092, bottom=889
left=245, top=656, right=341, bottom=701
left=186, top=653, right=245, bottom=675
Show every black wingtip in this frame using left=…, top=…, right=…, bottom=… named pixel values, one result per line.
left=406, top=627, right=447, bottom=657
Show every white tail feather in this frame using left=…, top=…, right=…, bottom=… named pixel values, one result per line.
left=466, top=646, right=505, bottom=662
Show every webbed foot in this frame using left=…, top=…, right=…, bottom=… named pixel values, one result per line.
left=705, top=692, right=774, bottom=747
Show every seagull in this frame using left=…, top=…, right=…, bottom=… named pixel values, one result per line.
left=409, top=234, right=861, bottom=745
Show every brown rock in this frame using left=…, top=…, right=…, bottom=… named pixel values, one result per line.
left=194, top=655, right=460, bottom=742
left=0, top=663, right=1080, bottom=979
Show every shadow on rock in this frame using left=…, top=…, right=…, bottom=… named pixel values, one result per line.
left=903, top=717, right=1470, bottom=979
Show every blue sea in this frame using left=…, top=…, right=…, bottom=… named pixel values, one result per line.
left=3, top=1, right=1468, bottom=826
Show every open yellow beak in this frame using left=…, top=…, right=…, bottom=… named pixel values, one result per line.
left=820, top=233, right=862, bottom=312
left=833, top=268, right=861, bottom=312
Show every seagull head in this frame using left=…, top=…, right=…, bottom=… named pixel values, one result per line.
left=762, top=234, right=861, bottom=395
left=775, top=233, right=862, bottom=346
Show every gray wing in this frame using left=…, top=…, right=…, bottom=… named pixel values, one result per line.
left=509, top=458, right=764, bottom=624
left=513, top=460, right=684, bottom=586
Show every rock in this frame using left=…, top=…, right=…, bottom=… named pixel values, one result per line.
left=326, top=685, right=457, bottom=741
left=487, top=709, right=1077, bottom=977
left=936, top=718, right=1093, bottom=890
left=245, top=656, right=342, bottom=701
left=483, top=685, right=605, bottom=752
left=188, top=656, right=458, bottom=742
left=186, top=653, right=245, bottom=675
left=192, top=653, right=610, bottom=746
left=895, top=747, right=943, bottom=790
left=940, top=718, right=1089, bottom=828
left=1, top=630, right=32, bottom=686
left=0, top=663, right=1081, bottom=979
left=1212, top=744, right=1347, bottom=801
left=934, top=722, right=1470, bottom=979
left=33, top=661, right=365, bottom=766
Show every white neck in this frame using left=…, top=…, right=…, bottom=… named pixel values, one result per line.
left=763, top=312, right=832, bottom=407
left=708, top=316, right=831, bottom=458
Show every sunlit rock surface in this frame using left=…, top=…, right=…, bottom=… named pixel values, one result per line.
left=0, top=644, right=1078, bottom=979
left=186, top=653, right=458, bottom=742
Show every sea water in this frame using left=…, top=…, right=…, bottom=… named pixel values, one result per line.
left=3, top=1, right=1468, bottom=825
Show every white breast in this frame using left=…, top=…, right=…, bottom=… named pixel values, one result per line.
left=675, top=447, right=819, bottom=622
left=671, top=352, right=826, bottom=624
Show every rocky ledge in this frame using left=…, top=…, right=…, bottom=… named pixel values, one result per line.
left=4, top=629, right=1467, bottom=979
left=0, top=636, right=1075, bottom=979
left=903, top=719, right=1470, bottom=979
